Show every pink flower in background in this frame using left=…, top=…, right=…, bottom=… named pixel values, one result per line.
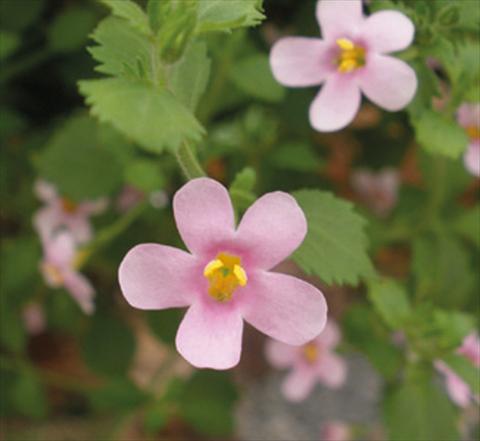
left=265, top=320, right=347, bottom=402
left=34, top=179, right=107, bottom=244
left=351, top=168, right=399, bottom=217
left=119, top=178, right=327, bottom=370
left=40, top=231, right=95, bottom=314
left=116, top=185, right=145, bottom=213
left=22, top=303, right=46, bottom=335
left=457, top=103, right=480, bottom=177
left=270, top=0, right=417, bottom=131
left=435, top=332, right=480, bottom=407
left=320, top=421, right=351, bottom=441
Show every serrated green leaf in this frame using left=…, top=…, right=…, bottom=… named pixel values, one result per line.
left=230, top=54, right=285, bottom=103
left=170, top=41, right=211, bottom=111
left=442, top=353, right=480, bottom=397
left=79, top=78, right=204, bottom=153
left=414, top=110, right=468, bottom=158
left=100, top=0, right=150, bottom=36
left=0, top=31, right=20, bottom=60
left=196, top=0, right=265, bottom=33
left=453, top=205, right=480, bottom=248
left=368, top=279, right=411, bottom=330
left=292, top=190, right=374, bottom=285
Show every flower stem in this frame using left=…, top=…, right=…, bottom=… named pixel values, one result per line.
left=174, top=141, right=206, bottom=180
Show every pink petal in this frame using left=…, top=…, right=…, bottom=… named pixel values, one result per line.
left=240, top=271, right=327, bottom=345
left=435, top=361, right=471, bottom=407
left=317, top=352, right=347, bottom=388
left=34, top=179, right=58, bottom=203
left=316, top=0, right=363, bottom=41
left=63, top=271, right=95, bottom=315
left=318, top=320, right=341, bottom=349
left=236, top=192, right=307, bottom=270
left=175, top=301, right=243, bottom=370
left=33, top=207, right=59, bottom=243
left=22, top=303, right=46, bottom=335
left=270, top=37, right=333, bottom=87
left=45, top=231, right=76, bottom=266
left=79, top=198, right=108, bottom=215
left=459, top=332, right=480, bottom=367
left=359, top=54, right=417, bottom=111
left=265, top=339, right=297, bottom=369
left=66, top=216, right=93, bottom=244
left=118, top=244, right=198, bottom=310
left=457, top=103, right=480, bottom=128
left=309, top=75, right=362, bottom=132
left=321, top=421, right=351, bottom=441
left=282, top=366, right=317, bottom=402
left=173, top=178, right=235, bottom=256
left=464, top=142, right=480, bottom=177
left=360, top=11, right=414, bottom=53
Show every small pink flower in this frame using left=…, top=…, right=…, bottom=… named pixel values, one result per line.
left=33, top=179, right=107, bottom=244
left=351, top=168, right=399, bottom=217
left=265, top=320, right=347, bottom=402
left=270, top=0, right=417, bottom=131
left=457, top=103, right=480, bottom=177
left=320, top=421, right=351, bottom=441
left=22, top=303, right=46, bottom=335
left=119, top=178, right=327, bottom=370
left=116, top=185, right=145, bottom=213
left=435, top=332, right=480, bottom=407
left=40, top=231, right=95, bottom=314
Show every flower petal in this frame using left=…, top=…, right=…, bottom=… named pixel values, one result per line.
left=46, top=231, right=76, bottom=266
left=318, top=320, right=341, bottom=349
left=316, top=0, right=363, bottom=41
left=34, top=179, right=57, bottom=203
left=270, top=37, right=333, bottom=87
left=317, top=352, right=347, bottom=388
left=173, top=178, right=235, bottom=256
left=63, top=271, right=95, bottom=315
left=361, top=11, right=414, bottom=53
left=457, top=103, right=480, bottom=128
left=464, top=142, right=480, bottom=177
left=282, top=367, right=317, bottom=402
left=359, top=54, right=417, bottom=111
left=66, top=216, right=93, bottom=244
left=240, top=271, right=327, bottom=345
left=119, top=244, right=198, bottom=310
left=79, top=198, right=108, bottom=215
left=33, top=207, right=58, bottom=243
left=176, top=301, right=243, bottom=369
left=309, top=76, right=362, bottom=132
left=265, top=339, right=297, bottom=369
left=236, top=192, right=307, bottom=270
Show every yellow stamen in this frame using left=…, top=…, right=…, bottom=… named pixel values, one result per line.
left=303, top=342, right=319, bottom=363
left=203, top=252, right=248, bottom=302
left=336, top=38, right=355, bottom=51
left=335, top=38, right=366, bottom=73
left=42, top=263, right=64, bottom=286
left=466, top=125, right=480, bottom=141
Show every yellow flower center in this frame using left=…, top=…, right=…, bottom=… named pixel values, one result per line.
left=336, top=38, right=366, bottom=73
left=203, top=252, right=247, bottom=302
left=466, top=125, right=480, bottom=141
left=303, top=342, right=319, bottom=363
left=62, top=198, right=78, bottom=214
left=42, top=262, right=64, bottom=286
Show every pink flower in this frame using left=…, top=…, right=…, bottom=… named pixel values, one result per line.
left=33, top=179, right=107, bottom=244
left=435, top=332, right=480, bottom=407
left=22, top=303, right=46, bottom=335
left=40, top=231, right=95, bottom=314
left=119, top=178, right=327, bottom=370
left=115, top=185, right=145, bottom=213
left=265, top=320, right=347, bottom=402
left=351, top=168, right=399, bottom=217
left=457, top=103, right=480, bottom=177
left=270, top=0, right=417, bottom=131
left=320, top=421, right=351, bottom=441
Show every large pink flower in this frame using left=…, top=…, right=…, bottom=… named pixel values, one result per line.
left=40, top=231, right=95, bottom=314
left=435, top=332, right=480, bottom=407
left=457, top=103, right=480, bottom=177
left=265, top=320, right=346, bottom=402
left=33, top=179, right=107, bottom=244
left=119, top=178, right=327, bottom=370
left=270, top=0, right=417, bottom=131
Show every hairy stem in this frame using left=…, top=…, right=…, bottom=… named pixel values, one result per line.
left=174, top=141, right=206, bottom=180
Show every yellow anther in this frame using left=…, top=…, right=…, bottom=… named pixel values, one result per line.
left=335, top=37, right=366, bottom=73
left=42, top=263, right=64, bottom=286
left=466, top=125, right=480, bottom=140
left=204, top=259, right=223, bottom=277
left=303, top=343, right=319, bottom=363
left=336, top=38, right=355, bottom=50
left=233, top=264, right=247, bottom=287
left=338, top=59, right=357, bottom=73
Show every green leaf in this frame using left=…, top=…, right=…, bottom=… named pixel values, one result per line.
left=453, top=205, right=480, bottom=248
left=125, top=159, right=165, bottom=192
left=82, top=314, right=135, bottom=376
left=12, top=368, right=48, bottom=419
left=196, top=0, right=265, bottom=33
left=36, top=115, right=124, bottom=200
left=0, top=31, right=20, bottom=60
left=79, top=78, right=204, bottom=153
left=146, top=309, right=183, bottom=346
left=270, top=142, right=321, bottom=172
left=100, top=0, right=150, bottom=36
left=442, top=353, right=480, bottom=397
left=230, top=54, right=285, bottom=103
left=89, top=378, right=148, bottom=412
left=229, top=167, right=256, bottom=213
left=367, top=279, right=411, bottom=330
left=180, top=371, right=238, bottom=437
left=414, top=109, right=468, bottom=158
left=384, top=373, right=459, bottom=441
left=47, top=7, right=97, bottom=53
left=292, top=190, right=374, bottom=285
left=170, top=41, right=211, bottom=111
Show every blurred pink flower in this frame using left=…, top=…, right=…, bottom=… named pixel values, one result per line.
left=351, top=168, right=399, bottom=217
left=320, top=421, right=351, bottom=441
left=116, top=185, right=145, bottom=212
left=270, top=0, right=417, bottom=132
left=435, top=332, right=480, bottom=407
left=265, top=320, right=347, bottom=402
left=33, top=179, right=107, bottom=244
left=22, top=303, right=46, bottom=335
left=40, top=231, right=95, bottom=314
left=457, top=103, right=480, bottom=177
left=119, top=178, right=327, bottom=370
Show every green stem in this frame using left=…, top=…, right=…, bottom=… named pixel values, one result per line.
left=174, top=141, right=206, bottom=180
